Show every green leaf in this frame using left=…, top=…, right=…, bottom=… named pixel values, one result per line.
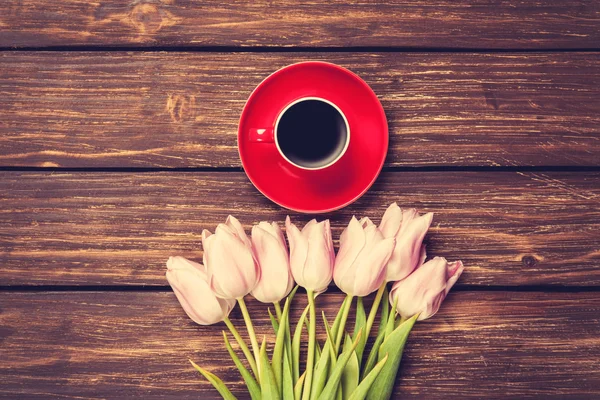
left=189, top=360, right=237, bottom=400
left=292, top=305, right=310, bottom=383
left=273, top=290, right=295, bottom=393
left=224, top=317, right=260, bottom=381
left=315, top=339, right=322, bottom=360
left=366, top=315, right=418, bottom=400
left=380, top=287, right=390, bottom=334
left=353, top=298, right=366, bottom=339
left=362, top=288, right=390, bottom=379
left=330, top=295, right=350, bottom=345
left=334, top=296, right=353, bottom=354
left=284, top=289, right=299, bottom=372
left=282, top=350, right=294, bottom=400
left=259, top=337, right=281, bottom=400
left=268, top=308, right=280, bottom=335
left=352, top=297, right=367, bottom=365
left=222, top=332, right=261, bottom=400
left=348, top=354, right=389, bottom=400
left=317, top=330, right=362, bottom=400
left=362, top=329, right=385, bottom=379
left=294, top=371, right=306, bottom=400
left=384, top=296, right=398, bottom=339
left=341, top=333, right=360, bottom=400
left=309, top=340, right=331, bottom=399
left=322, top=312, right=337, bottom=363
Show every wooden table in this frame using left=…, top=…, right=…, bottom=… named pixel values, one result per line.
left=1, top=2, right=599, bottom=398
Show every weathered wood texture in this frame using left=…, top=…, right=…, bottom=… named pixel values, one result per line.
left=1, top=291, right=598, bottom=399
left=1, top=171, right=598, bottom=286
left=1, top=1, right=599, bottom=49
left=1, top=52, right=599, bottom=168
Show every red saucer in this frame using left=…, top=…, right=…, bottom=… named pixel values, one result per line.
left=238, top=61, right=388, bottom=213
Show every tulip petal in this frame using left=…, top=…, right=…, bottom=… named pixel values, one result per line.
left=304, top=221, right=333, bottom=292
left=302, top=218, right=318, bottom=232
left=251, top=225, right=293, bottom=303
left=208, top=228, right=258, bottom=299
left=389, top=256, right=460, bottom=321
left=359, top=217, right=375, bottom=228
left=226, top=215, right=252, bottom=248
left=202, top=230, right=214, bottom=268
left=352, top=237, right=395, bottom=297
left=323, top=219, right=336, bottom=267
left=286, top=217, right=309, bottom=286
left=334, top=217, right=366, bottom=290
left=444, top=260, right=464, bottom=295
left=166, top=256, right=234, bottom=325
left=379, top=203, right=402, bottom=238
left=386, top=211, right=433, bottom=282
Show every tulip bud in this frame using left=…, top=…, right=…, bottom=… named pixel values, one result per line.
left=389, top=257, right=464, bottom=321
left=166, top=256, right=235, bottom=325
left=334, top=216, right=395, bottom=297
left=285, top=216, right=334, bottom=293
left=202, top=215, right=259, bottom=299
left=379, top=203, right=433, bottom=281
left=250, top=221, right=295, bottom=303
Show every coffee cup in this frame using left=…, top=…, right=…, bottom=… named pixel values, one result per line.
left=249, top=97, right=350, bottom=170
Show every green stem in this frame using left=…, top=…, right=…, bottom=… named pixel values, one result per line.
left=334, top=294, right=353, bottom=354
left=223, top=317, right=259, bottom=380
left=364, top=281, right=386, bottom=341
left=302, top=290, right=316, bottom=400
left=274, top=301, right=283, bottom=321
left=237, top=297, right=261, bottom=375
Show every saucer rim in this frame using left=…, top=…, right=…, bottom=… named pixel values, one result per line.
left=237, top=60, right=389, bottom=214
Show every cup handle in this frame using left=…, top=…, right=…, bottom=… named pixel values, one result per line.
left=249, top=128, right=275, bottom=143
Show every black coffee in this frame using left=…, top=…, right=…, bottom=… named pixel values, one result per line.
left=277, top=99, right=348, bottom=169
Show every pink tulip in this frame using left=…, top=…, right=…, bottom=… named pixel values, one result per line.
left=166, top=256, right=236, bottom=325
left=202, top=215, right=259, bottom=299
left=379, top=203, right=433, bottom=281
left=285, top=216, right=334, bottom=293
left=334, top=216, right=396, bottom=296
left=250, top=221, right=295, bottom=303
left=389, top=257, right=464, bottom=321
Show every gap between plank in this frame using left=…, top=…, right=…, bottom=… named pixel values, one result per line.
left=1, top=46, right=599, bottom=53
left=0, top=285, right=598, bottom=293
left=1, top=166, right=599, bottom=173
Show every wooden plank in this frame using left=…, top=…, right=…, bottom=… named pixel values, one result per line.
left=1, top=52, right=599, bottom=168
left=0, top=291, right=598, bottom=398
left=1, top=171, right=598, bottom=286
left=1, top=1, right=599, bottom=49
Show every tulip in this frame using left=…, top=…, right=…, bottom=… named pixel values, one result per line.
left=286, top=216, right=334, bottom=399
left=334, top=216, right=396, bottom=297
left=202, top=215, right=259, bottom=300
left=389, top=256, right=464, bottom=321
left=379, top=203, right=433, bottom=282
left=250, top=221, right=295, bottom=303
left=166, top=256, right=235, bottom=325
left=285, top=216, right=334, bottom=293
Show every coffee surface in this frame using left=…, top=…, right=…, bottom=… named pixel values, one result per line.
left=277, top=99, right=347, bottom=169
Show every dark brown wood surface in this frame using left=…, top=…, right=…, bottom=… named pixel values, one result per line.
left=1, top=1, right=599, bottom=398
left=1, top=291, right=599, bottom=399
left=1, top=171, right=599, bottom=287
left=1, top=52, right=599, bottom=168
left=1, top=1, right=599, bottom=49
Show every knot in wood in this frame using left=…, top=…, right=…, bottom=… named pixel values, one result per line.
left=130, top=3, right=163, bottom=34
left=522, top=255, right=538, bottom=268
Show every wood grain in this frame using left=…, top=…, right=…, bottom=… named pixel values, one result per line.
left=1, top=171, right=598, bottom=286
left=1, top=52, right=599, bottom=168
left=1, top=1, right=599, bottom=49
left=0, top=291, right=598, bottom=399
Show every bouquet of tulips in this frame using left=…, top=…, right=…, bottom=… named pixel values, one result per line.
left=166, top=203, right=464, bottom=400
